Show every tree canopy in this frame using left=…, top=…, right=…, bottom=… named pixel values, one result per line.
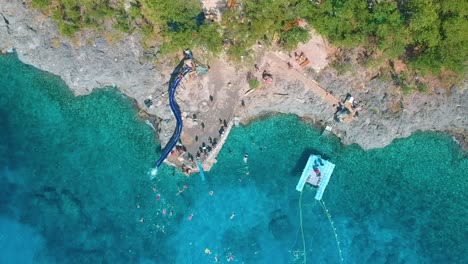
left=304, top=0, right=467, bottom=74
left=32, top=0, right=467, bottom=77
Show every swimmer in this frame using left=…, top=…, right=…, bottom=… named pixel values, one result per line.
left=183, top=185, right=188, bottom=189
left=176, top=189, right=183, bottom=195
left=162, top=209, right=167, bottom=215
left=227, top=254, right=234, bottom=262
left=214, top=256, right=219, bottom=262
left=139, top=218, right=144, bottom=223
left=152, top=187, right=157, bottom=192
left=243, top=153, right=248, bottom=163
left=156, top=194, right=161, bottom=200
left=204, top=248, right=212, bottom=254
left=209, top=191, right=214, bottom=196
left=188, top=214, right=193, bottom=221
left=230, top=212, right=236, bottom=220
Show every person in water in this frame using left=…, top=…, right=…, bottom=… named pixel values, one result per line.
left=243, top=153, right=248, bottom=163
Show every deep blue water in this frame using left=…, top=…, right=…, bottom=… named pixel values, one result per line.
left=0, top=54, right=467, bottom=263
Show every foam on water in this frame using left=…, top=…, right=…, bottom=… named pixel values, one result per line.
left=0, top=54, right=467, bottom=263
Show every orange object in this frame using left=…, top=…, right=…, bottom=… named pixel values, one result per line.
left=228, top=0, right=236, bottom=9
left=295, top=52, right=310, bottom=67
left=300, top=58, right=310, bottom=67
left=284, top=19, right=300, bottom=32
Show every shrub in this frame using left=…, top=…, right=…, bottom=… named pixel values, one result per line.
left=249, top=79, right=260, bottom=89
left=401, top=85, right=414, bottom=94
left=31, top=0, right=50, bottom=9
left=416, top=83, right=429, bottom=93
left=280, top=27, right=310, bottom=50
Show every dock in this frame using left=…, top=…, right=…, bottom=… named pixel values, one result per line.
left=296, top=155, right=335, bottom=200
left=203, top=119, right=234, bottom=171
left=197, top=161, right=206, bottom=181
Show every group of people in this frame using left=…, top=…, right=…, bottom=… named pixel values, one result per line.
left=186, top=115, right=230, bottom=169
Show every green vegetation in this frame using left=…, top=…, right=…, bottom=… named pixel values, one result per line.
left=248, top=78, right=260, bottom=89
left=45, top=0, right=123, bottom=37
left=31, top=0, right=50, bottom=9
left=139, top=0, right=222, bottom=54
left=331, top=60, right=353, bottom=75
left=305, top=0, right=467, bottom=75
left=280, top=27, right=310, bottom=50
left=32, top=0, right=466, bottom=83
left=32, top=0, right=222, bottom=53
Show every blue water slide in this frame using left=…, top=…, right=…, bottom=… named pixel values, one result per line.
left=154, top=51, right=193, bottom=167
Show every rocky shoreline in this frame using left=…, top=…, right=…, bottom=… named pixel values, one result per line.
left=1, top=1, right=466, bottom=160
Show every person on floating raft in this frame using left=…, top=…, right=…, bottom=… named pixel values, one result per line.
left=313, top=156, right=324, bottom=176
left=313, top=165, right=321, bottom=177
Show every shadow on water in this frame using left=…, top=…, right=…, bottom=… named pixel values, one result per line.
left=290, top=148, right=331, bottom=176
left=268, top=209, right=294, bottom=240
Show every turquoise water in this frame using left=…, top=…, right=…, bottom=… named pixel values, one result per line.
left=0, top=54, right=467, bottom=263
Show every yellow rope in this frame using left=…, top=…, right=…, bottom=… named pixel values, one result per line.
left=299, top=190, right=307, bottom=264
left=320, top=200, right=344, bottom=263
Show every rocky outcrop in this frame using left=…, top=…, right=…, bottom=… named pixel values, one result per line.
left=1, top=0, right=177, bottom=141
left=1, top=1, right=466, bottom=151
left=240, top=52, right=467, bottom=150
left=0, top=1, right=165, bottom=100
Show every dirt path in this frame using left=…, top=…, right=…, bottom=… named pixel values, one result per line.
left=267, top=52, right=340, bottom=106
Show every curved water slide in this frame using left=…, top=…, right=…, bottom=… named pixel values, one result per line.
left=154, top=51, right=193, bottom=168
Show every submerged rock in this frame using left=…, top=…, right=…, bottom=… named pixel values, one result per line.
left=268, top=210, right=294, bottom=240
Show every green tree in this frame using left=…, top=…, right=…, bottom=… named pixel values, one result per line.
left=371, top=2, right=409, bottom=59
left=280, top=27, right=310, bottom=50
left=29, top=0, right=467, bottom=77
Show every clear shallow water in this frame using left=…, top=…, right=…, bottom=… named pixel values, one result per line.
left=0, top=54, right=467, bottom=263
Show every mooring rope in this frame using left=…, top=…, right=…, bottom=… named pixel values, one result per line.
left=299, top=190, right=307, bottom=264
left=320, top=200, right=344, bottom=263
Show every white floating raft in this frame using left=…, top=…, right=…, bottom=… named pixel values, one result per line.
left=296, top=155, right=335, bottom=200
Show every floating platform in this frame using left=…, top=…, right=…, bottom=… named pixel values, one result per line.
left=296, top=155, right=335, bottom=200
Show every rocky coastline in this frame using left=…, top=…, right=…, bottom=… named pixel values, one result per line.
left=1, top=1, right=466, bottom=159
